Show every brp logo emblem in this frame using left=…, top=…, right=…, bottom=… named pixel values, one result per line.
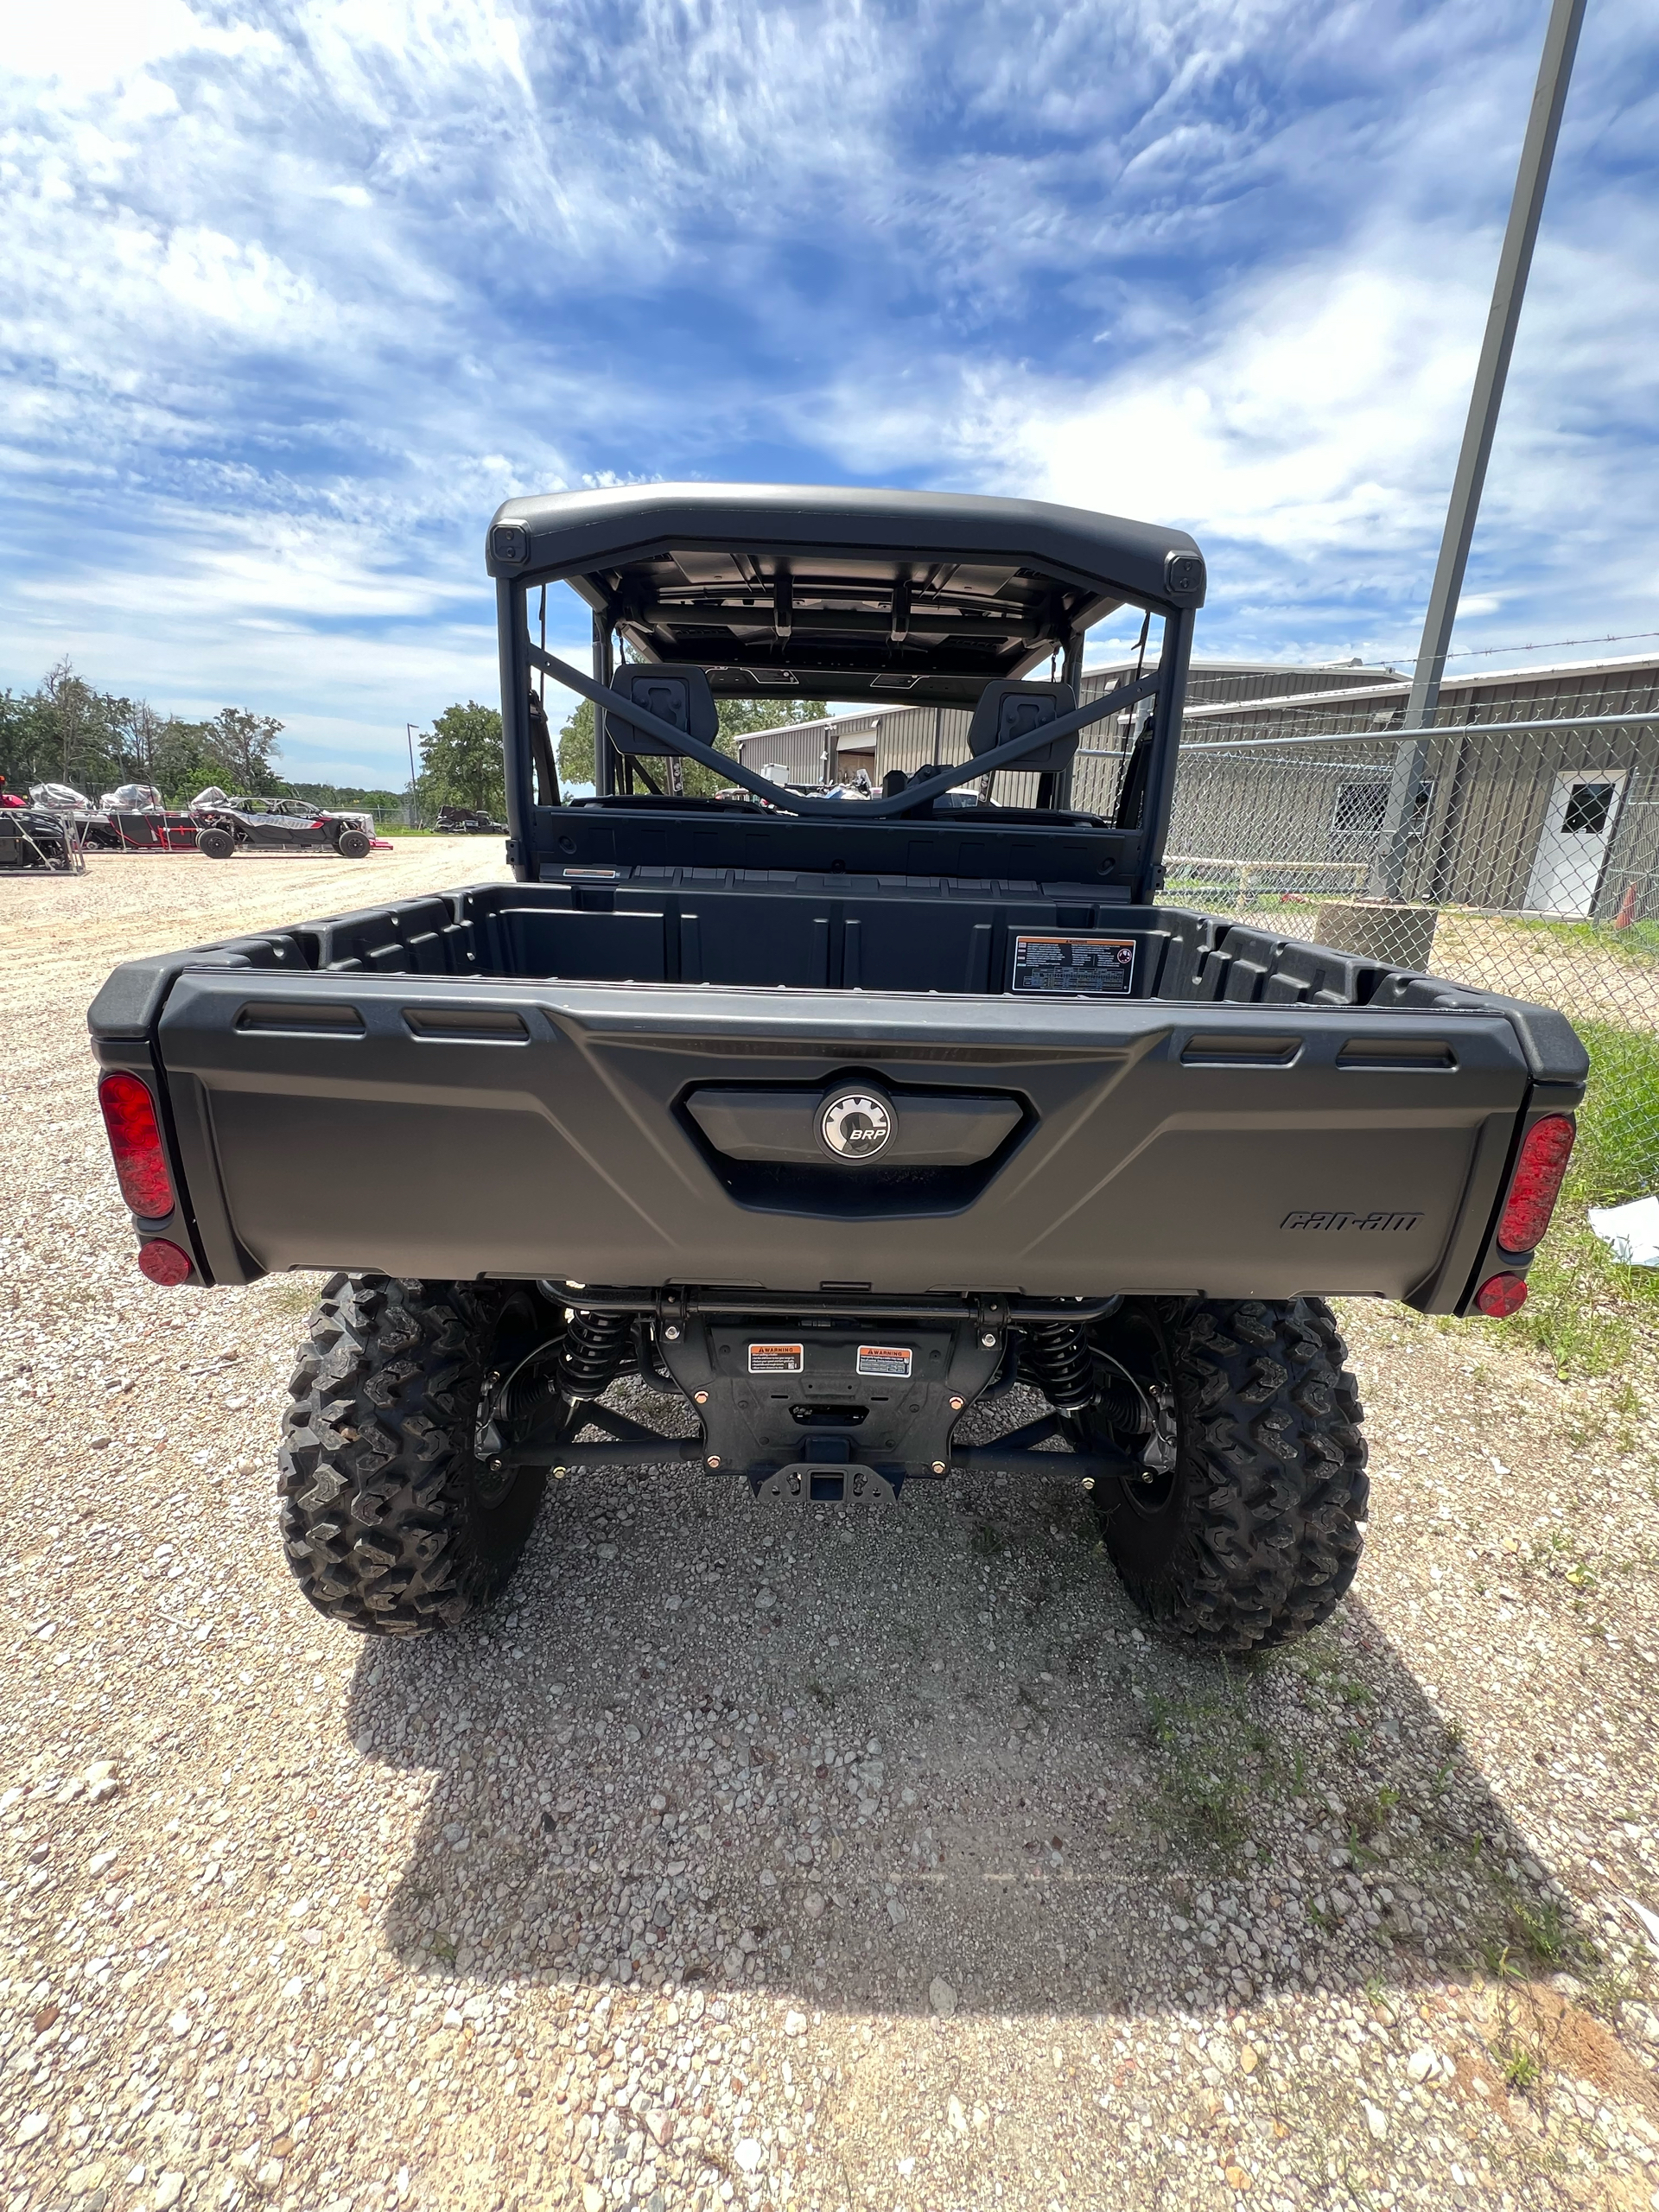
left=818, top=1087, right=894, bottom=1162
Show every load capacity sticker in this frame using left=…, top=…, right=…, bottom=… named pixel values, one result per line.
left=1011, top=934, right=1135, bottom=996
left=747, top=1342, right=804, bottom=1373
left=855, top=1344, right=913, bottom=1377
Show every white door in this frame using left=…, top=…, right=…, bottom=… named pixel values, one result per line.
left=1524, top=770, right=1627, bottom=918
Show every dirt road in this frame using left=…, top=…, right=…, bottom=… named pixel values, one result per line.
left=3, top=846, right=1657, bottom=2212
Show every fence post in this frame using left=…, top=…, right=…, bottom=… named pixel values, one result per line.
left=1372, top=0, right=1586, bottom=899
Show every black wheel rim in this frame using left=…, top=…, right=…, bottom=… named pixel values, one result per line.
left=472, top=1290, right=551, bottom=1510
left=1093, top=1306, right=1182, bottom=1516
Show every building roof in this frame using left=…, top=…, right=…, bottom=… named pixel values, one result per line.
left=1177, top=649, right=1659, bottom=727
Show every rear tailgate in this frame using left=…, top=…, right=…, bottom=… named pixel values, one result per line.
left=140, top=972, right=1540, bottom=1308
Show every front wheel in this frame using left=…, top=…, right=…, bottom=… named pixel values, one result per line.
left=197, top=826, right=234, bottom=860
left=1088, top=1297, right=1368, bottom=1652
left=335, top=827, right=372, bottom=858
left=279, top=1274, right=556, bottom=1634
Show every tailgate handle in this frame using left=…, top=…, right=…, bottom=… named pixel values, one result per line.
left=237, top=1001, right=365, bottom=1036
left=404, top=1007, right=530, bottom=1042
left=1181, top=1033, right=1300, bottom=1066
left=1338, top=1037, right=1456, bottom=1069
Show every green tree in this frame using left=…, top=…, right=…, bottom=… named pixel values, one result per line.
left=556, top=693, right=829, bottom=798
left=0, top=661, right=289, bottom=805
left=150, top=719, right=232, bottom=802
left=1, top=662, right=154, bottom=800
left=0, top=686, right=54, bottom=798
left=416, top=702, right=505, bottom=818
left=198, top=707, right=284, bottom=793
left=148, top=709, right=284, bottom=802
left=287, top=782, right=406, bottom=816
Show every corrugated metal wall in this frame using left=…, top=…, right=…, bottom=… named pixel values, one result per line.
left=1166, top=654, right=1659, bottom=919
left=1179, top=654, right=1659, bottom=744
left=732, top=663, right=1398, bottom=786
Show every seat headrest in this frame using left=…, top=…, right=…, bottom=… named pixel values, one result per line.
left=604, top=664, right=719, bottom=757
left=966, top=680, right=1078, bottom=774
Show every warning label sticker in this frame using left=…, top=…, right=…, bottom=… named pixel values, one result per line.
left=1011, top=934, right=1135, bottom=996
left=856, top=1344, right=913, bottom=1377
left=747, top=1342, right=804, bottom=1374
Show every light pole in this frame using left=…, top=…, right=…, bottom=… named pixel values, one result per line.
left=405, top=722, right=421, bottom=831
left=1370, top=0, right=1587, bottom=899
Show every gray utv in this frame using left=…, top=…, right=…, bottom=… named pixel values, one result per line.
left=87, top=486, right=1585, bottom=1650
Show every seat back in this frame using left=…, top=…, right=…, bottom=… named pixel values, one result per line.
left=965, top=680, right=1077, bottom=774
left=605, top=664, right=720, bottom=758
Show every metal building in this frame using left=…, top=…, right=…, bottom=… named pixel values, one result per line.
left=734, top=650, right=1659, bottom=924
left=1165, top=652, right=1659, bottom=921
left=733, top=660, right=1395, bottom=814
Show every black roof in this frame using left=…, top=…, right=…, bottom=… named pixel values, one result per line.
left=486, top=482, right=1205, bottom=706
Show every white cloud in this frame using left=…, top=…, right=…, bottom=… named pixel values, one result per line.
left=0, top=0, right=1653, bottom=773
left=0, top=0, right=267, bottom=92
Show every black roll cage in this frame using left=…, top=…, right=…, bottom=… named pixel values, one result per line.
left=489, top=486, right=1202, bottom=899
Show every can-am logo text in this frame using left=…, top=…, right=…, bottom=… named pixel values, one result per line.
left=1281, top=1210, right=1423, bottom=1232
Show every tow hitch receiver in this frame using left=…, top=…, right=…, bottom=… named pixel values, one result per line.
left=657, top=1308, right=1006, bottom=1497
left=756, top=1460, right=899, bottom=1508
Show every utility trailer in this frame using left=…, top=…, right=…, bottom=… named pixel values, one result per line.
left=87, top=486, right=1585, bottom=1650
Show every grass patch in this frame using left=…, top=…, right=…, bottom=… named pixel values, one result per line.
left=1508, top=1895, right=1570, bottom=1967
left=1477, top=1020, right=1659, bottom=1377
left=1499, top=2040, right=1542, bottom=2093
left=260, top=1276, right=324, bottom=1320
left=1277, top=1643, right=1374, bottom=1710
left=1469, top=1866, right=1593, bottom=1982
left=1146, top=1675, right=1282, bottom=1860
left=1494, top=912, right=1659, bottom=972
left=1559, top=1020, right=1659, bottom=1207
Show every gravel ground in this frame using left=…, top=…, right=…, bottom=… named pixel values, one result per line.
left=4, top=845, right=1659, bottom=2212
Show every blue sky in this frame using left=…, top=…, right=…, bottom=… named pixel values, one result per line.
left=3, top=0, right=1656, bottom=786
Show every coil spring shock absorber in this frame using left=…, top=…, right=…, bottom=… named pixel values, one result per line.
left=556, top=1306, right=632, bottom=1402
left=1022, top=1320, right=1097, bottom=1415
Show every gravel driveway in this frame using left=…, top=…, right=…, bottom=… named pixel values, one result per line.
left=3, top=846, right=1658, bottom=2212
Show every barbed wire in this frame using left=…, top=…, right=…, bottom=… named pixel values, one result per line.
left=1371, top=627, right=1659, bottom=666
left=1086, top=626, right=1659, bottom=676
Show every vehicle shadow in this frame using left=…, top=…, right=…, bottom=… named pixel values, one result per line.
left=346, top=1446, right=1580, bottom=2019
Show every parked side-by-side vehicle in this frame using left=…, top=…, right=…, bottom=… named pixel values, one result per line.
left=88, top=485, right=1584, bottom=1651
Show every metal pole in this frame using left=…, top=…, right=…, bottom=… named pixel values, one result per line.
left=405, top=721, right=421, bottom=830
left=593, top=613, right=616, bottom=797
left=1370, top=0, right=1587, bottom=899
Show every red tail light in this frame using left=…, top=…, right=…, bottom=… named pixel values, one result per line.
left=98, top=1071, right=176, bottom=1219
left=1497, top=1115, right=1575, bottom=1255
left=137, top=1238, right=193, bottom=1286
left=1476, top=1272, right=1529, bottom=1318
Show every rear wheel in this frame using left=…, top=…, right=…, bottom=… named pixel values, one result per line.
left=1088, top=1296, right=1368, bottom=1652
left=279, top=1274, right=556, bottom=1634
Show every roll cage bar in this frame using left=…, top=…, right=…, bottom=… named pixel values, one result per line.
left=524, top=639, right=1163, bottom=821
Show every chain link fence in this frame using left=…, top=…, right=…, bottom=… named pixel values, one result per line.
left=1081, top=697, right=1659, bottom=1202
